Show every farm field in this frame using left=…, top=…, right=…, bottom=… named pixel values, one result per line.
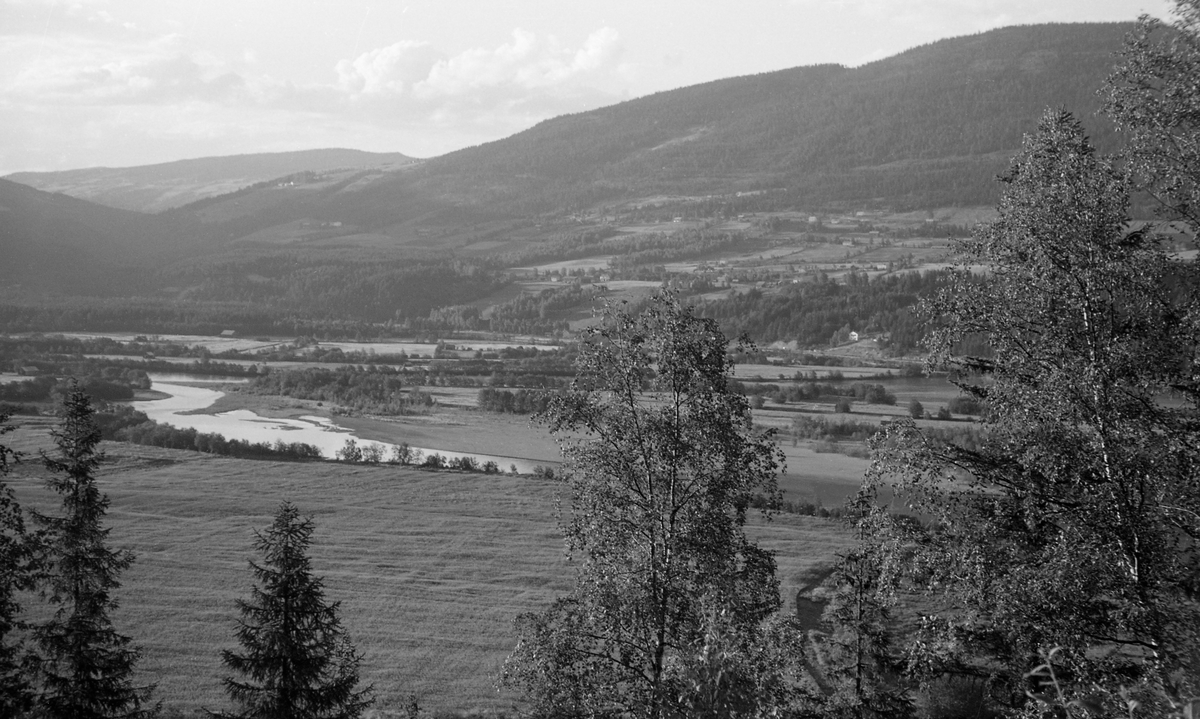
left=5, top=422, right=854, bottom=715
left=182, top=381, right=923, bottom=505
left=140, top=360, right=972, bottom=506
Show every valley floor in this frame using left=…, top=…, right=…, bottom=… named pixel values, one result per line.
left=5, top=422, right=853, bottom=714
left=199, top=383, right=879, bottom=506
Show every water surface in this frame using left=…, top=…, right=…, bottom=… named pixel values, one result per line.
left=135, top=380, right=541, bottom=473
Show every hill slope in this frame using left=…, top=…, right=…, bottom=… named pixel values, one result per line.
left=416, top=22, right=1129, bottom=210
left=5, top=149, right=417, bottom=213
left=164, top=22, right=1131, bottom=248
left=0, top=178, right=181, bottom=294
left=0, top=23, right=1140, bottom=319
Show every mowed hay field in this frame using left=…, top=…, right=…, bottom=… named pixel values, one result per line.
left=5, top=424, right=853, bottom=714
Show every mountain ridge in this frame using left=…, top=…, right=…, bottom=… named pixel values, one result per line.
left=5, top=148, right=418, bottom=214
left=0, top=22, right=1142, bottom=315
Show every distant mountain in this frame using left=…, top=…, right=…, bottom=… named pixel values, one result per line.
left=415, top=22, right=1130, bottom=211
left=0, top=178, right=180, bottom=294
left=159, top=22, right=1132, bottom=248
left=0, top=23, right=1144, bottom=318
left=5, top=149, right=418, bottom=213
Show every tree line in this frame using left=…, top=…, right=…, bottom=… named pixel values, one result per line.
left=246, top=366, right=434, bottom=416
left=698, top=270, right=945, bottom=352
left=476, top=387, right=555, bottom=414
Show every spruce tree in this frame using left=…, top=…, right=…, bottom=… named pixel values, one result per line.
left=33, top=383, right=153, bottom=719
left=218, top=501, right=373, bottom=719
left=0, top=411, right=40, bottom=716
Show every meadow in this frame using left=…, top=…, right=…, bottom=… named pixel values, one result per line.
left=176, top=382, right=908, bottom=506
left=5, top=420, right=854, bottom=715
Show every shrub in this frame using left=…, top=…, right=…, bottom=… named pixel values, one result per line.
left=908, top=399, right=924, bottom=419
left=450, top=455, right=479, bottom=472
left=947, top=395, right=985, bottom=415
left=336, top=439, right=363, bottom=463
left=360, top=443, right=384, bottom=464
left=389, top=443, right=414, bottom=465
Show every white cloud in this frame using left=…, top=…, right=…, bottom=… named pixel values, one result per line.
left=3, top=33, right=248, bottom=104
left=326, top=28, right=628, bottom=135
left=335, top=27, right=625, bottom=102
left=5, top=26, right=626, bottom=108
left=0, top=24, right=631, bottom=170
left=335, top=40, right=446, bottom=95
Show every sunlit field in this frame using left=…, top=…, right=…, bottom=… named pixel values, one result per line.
left=6, top=422, right=852, bottom=714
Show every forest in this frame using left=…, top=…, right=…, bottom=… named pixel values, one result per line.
left=698, top=270, right=942, bottom=350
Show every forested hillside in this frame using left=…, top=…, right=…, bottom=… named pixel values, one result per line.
left=698, top=271, right=942, bottom=351
left=0, top=179, right=180, bottom=294
left=0, top=23, right=1143, bottom=334
left=414, top=23, right=1130, bottom=212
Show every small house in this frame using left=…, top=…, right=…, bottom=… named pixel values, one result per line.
left=849, top=331, right=860, bottom=342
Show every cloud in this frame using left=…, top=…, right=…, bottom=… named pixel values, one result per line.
left=0, top=0, right=130, bottom=37
left=0, top=25, right=631, bottom=170
left=336, top=27, right=624, bottom=101
left=68, top=53, right=245, bottom=102
left=5, top=26, right=626, bottom=112
left=3, top=33, right=248, bottom=104
left=325, top=28, right=628, bottom=133
left=335, top=40, right=446, bottom=95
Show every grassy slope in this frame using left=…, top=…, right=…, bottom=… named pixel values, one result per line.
left=6, top=422, right=852, bottom=714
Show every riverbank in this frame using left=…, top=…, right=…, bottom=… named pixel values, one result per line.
left=134, top=379, right=551, bottom=473
left=136, top=377, right=875, bottom=504
left=166, top=383, right=562, bottom=466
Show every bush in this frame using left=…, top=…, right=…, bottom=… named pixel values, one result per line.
left=113, top=421, right=321, bottom=461
left=389, top=443, right=415, bottom=465
left=0, top=402, right=39, bottom=416
left=360, top=443, right=384, bottom=464
left=908, top=399, right=924, bottom=419
left=835, top=398, right=853, bottom=413
left=450, top=455, right=479, bottom=472
left=337, top=439, right=363, bottom=463
left=854, top=382, right=896, bottom=405
left=947, top=395, right=985, bottom=415
left=792, top=416, right=881, bottom=442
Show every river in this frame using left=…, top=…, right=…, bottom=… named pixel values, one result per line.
left=135, top=376, right=543, bottom=473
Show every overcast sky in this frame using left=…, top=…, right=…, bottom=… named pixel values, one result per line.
left=0, top=0, right=1176, bottom=175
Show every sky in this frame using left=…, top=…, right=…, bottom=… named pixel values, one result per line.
left=0, top=0, right=1178, bottom=175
